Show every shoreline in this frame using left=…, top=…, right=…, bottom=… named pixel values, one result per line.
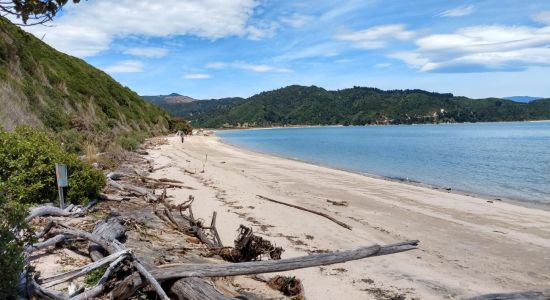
left=215, top=132, right=550, bottom=212
left=210, top=119, right=550, bottom=132
left=147, top=134, right=550, bottom=299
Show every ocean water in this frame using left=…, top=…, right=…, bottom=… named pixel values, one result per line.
left=217, top=122, right=550, bottom=204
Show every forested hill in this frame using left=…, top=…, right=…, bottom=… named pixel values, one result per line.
left=0, top=17, right=170, bottom=152
left=147, top=85, right=550, bottom=128
left=142, top=93, right=197, bottom=105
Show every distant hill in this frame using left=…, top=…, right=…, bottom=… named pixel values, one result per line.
left=143, top=93, right=197, bottom=105
left=142, top=95, right=245, bottom=120
left=151, top=85, right=550, bottom=128
left=504, top=96, right=543, bottom=103
left=0, top=17, right=170, bottom=152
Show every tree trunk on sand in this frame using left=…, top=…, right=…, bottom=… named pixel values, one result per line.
left=169, top=277, right=235, bottom=300
left=111, top=240, right=419, bottom=299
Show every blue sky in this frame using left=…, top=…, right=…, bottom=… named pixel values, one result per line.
left=20, top=0, right=550, bottom=99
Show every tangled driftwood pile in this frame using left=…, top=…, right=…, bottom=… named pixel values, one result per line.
left=20, top=146, right=420, bottom=299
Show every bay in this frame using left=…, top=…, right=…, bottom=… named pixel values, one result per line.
left=217, top=122, right=550, bottom=204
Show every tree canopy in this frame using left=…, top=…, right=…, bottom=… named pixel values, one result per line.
left=147, top=85, right=550, bottom=128
left=0, top=0, right=80, bottom=25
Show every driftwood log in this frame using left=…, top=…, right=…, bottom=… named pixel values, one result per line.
left=88, top=213, right=126, bottom=261
left=24, top=170, right=423, bottom=300
left=467, top=289, right=550, bottom=300
left=111, top=240, right=419, bottom=298
left=41, top=250, right=131, bottom=288
left=25, top=206, right=73, bottom=222
left=257, top=195, right=352, bottom=230
left=70, top=254, right=129, bottom=300
left=25, top=215, right=170, bottom=300
left=169, top=277, right=235, bottom=300
left=167, top=196, right=282, bottom=264
left=107, top=178, right=157, bottom=201
left=25, top=200, right=97, bottom=222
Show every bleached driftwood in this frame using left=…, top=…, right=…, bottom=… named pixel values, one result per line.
left=86, top=215, right=169, bottom=300
left=111, top=240, right=419, bottom=298
left=26, top=206, right=72, bottom=222
left=169, top=277, right=234, bottom=300
left=257, top=195, right=352, bottom=230
left=71, top=254, right=128, bottom=300
left=209, top=211, right=223, bottom=248
left=88, top=213, right=126, bottom=261
left=107, top=171, right=126, bottom=180
left=26, top=200, right=98, bottom=222
left=28, top=275, right=66, bottom=300
left=25, top=234, right=68, bottom=253
left=467, top=290, right=550, bottom=300
left=41, top=250, right=131, bottom=288
left=64, top=204, right=75, bottom=212
left=27, top=216, right=169, bottom=300
left=107, top=178, right=149, bottom=195
left=132, top=256, right=170, bottom=300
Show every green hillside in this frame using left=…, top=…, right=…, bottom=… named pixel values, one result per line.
left=157, top=85, right=550, bottom=128
left=144, top=96, right=245, bottom=121
left=142, top=93, right=197, bottom=106
left=0, top=17, right=170, bottom=152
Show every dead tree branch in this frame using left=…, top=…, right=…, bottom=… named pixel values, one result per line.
left=111, top=240, right=419, bottom=298
left=257, top=195, right=352, bottom=230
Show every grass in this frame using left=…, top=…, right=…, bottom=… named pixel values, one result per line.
left=0, top=16, right=172, bottom=153
left=84, top=267, right=107, bottom=287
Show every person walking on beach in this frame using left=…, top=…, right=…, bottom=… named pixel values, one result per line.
left=176, top=130, right=186, bottom=143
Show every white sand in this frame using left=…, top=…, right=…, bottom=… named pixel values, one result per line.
left=146, top=135, right=550, bottom=299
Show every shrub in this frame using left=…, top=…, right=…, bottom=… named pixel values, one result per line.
left=117, top=131, right=147, bottom=151
left=0, top=126, right=105, bottom=205
left=56, top=129, right=87, bottom=154
left=169, top=118, right=193, bottom=135
left=0, top=197, right=32, bottom=299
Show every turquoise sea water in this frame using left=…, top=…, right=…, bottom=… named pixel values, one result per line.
left=217, top=122, right=550, bottom=204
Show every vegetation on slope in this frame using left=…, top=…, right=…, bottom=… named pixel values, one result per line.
left=143, top=95, right=246, bottom=122
left=0, top=126, right=105, bottom=206
left=0, top=16, right=170, bottom=152
left=156, top=85, right=550, bottom=128
left=0, top=126, right=106, bottom=298
left=0, top=17, right=173, bottom=296
left=0, top=194, right=29, bottom=300
left=142, top=93, right=197, bottom=105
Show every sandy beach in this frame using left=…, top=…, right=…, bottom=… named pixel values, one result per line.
left=145, top=134, right=550, bottom=299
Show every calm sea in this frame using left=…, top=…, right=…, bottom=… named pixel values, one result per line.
left=217, top=122, right=550, bottom=205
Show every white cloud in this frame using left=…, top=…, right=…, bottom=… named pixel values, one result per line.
left=280, top=14, right=314, bottom=28
left=335, top=24, right=414, bottom=49
left=247, top=21, right=279, bottom=40
left=274, top=42, right=342, bottom=62
left=206, top=62, right=291, bottom=73
left=320, top=0, right=372, bottom=21
left=206, top=62, right=229, bottom=69
left=123, top=47, right=168, bottom=58
left=390, top=52, right=430, bottom=69
left=103, top=60, right=144, bottom=73
left=375, top=63, right=392, bottom=68
left=184, top=73, right=212, bottom=79
left=438, top=5, right=475, bottom=17
left=21, top=0, right=258, bottom=57
left=392, top=25, right=550, bottom=72
left=533, top=11, right=550, bottom=25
